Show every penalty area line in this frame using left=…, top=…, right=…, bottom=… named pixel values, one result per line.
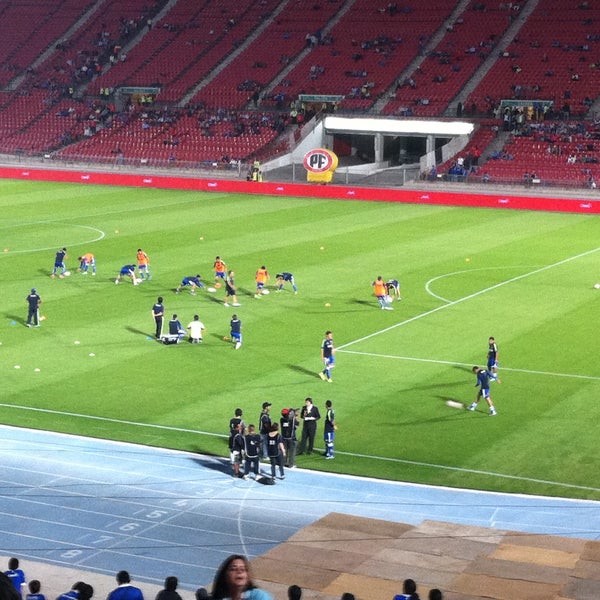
left=338, top=350, right=600, bottom=382
left=338, top=246, right=600, bottom=351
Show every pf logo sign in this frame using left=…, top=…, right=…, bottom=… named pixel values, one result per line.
left=303, top=148, right=338, bottom=183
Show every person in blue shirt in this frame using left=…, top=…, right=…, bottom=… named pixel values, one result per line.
left=51, top=247, right=68, bottom=278
left=168, top=314, right=186, bottom=342
left=386, top=279, right=401, bottom=301
left=487, top=336, right=501, bottom=380
left=323, top=400, right=337, bottom=459
left=25, top=289, right=41, bottom=328
left=5, top=558, right=25, bottom=598
left=230, top=314, right=242, bottom=350
left=56, top=582, right=93, bottom=600
left=318, top=331, right=335, bottom=382
left=25, top=580, right=45, bottom=600
left=107, top=571, right=144, bottom=600
left=115, top=265, right=138, bottom=285
left=175, top=275, right=204, bottom=295
left=275, top=272, right=298, bottom=293
left=468, top=366, right=498, bottom=416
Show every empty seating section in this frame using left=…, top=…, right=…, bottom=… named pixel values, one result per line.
left=0, top=0, right=598, bottom=179
left=95, top=0, right=282, bottom=103
left=467, top=0, right=600, bottom=116
left=54, top=108, right=280, bottom=164
left=383, top=1, right=514, bottom=117
left=32, top=0, right=154, bottom=89
left=266, top=1, right=457, bottom=112
left=192, top=0, right=341, bottom=110
left=480, top=122, right=600, bottom=186
left=0, top=0, right=93, bottom=87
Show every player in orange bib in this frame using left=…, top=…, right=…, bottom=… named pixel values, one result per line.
left=137, top=249, right=151, bottom=280
left=255, top=266, right=270, bottom=297
left=372, top=276, right=393, bottom=310
left=213, top=256, right=227, bottom=284
left=78, top=252, right=96, bottom=275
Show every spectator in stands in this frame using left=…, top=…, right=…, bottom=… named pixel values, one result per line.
left=211, top=555, right=272, bottom=600
left=155, top=577, right=182, bottom=600
left=288, top=585, right=301, bottom=600
left=393, top=578, right=420, bottom=600
left=107, top=571, right=144, bottom=600
left=1, top=573, right=22, bottom=600
left=57, top=582, right=94, bottom=600
left=428, top=591, right=443, bottom=600
left=4, top=558, right=25, bottom=598
left=25, top=580, right=45, bottom=600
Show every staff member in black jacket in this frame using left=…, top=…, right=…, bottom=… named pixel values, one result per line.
left=297, top=397, right=320, bottom=455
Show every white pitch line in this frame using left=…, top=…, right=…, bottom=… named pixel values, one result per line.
left=338, top=246, right=600, bottom=350
left=338, top=350, right=600, bottom=381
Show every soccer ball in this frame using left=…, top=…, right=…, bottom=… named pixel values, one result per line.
left=63, top=271, right=71, bottom=277
left=262, top=289, right=270, bottom=295
left=207, top=287, right=216, bottom=293
left=595, top=283, right=600, bottom=289
left=135, top=278, right=143, bottom=285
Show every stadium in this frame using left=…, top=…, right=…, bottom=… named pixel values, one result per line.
left=1, top=1, right=600, bottom=599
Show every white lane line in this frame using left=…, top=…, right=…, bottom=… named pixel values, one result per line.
left=338, top=350, right=600, bottom=381
left=338, top=246, right=600, bottom=350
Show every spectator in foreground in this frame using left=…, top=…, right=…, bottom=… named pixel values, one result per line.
left=107, top=571, right=144, bottom=600
left=212, top=555, right=271, bottom=600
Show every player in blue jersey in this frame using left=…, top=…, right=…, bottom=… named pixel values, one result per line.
left=468, top=366, right=498, bottom=416
left=5, top=557, right=25, bottom=597
left=276, top=272, right=298, bottom=293
left=230, top=314, right=242, bottom=349
left=51, top=247, right=68, bottom=278
left=175, top=275, right=204, bottom=295
left=26, top=288, right=41, bottom=327
left=487, top=336, right=501, bottom=381
left=386, top=278, right=401, bottom=301
left=115, top=265, right=138, bottom=285
left=318, top=330, right=335, bottom=382
left=323, top=400, right=337, bottom=459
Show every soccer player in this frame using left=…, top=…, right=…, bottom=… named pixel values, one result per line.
left=230, top=314, right=242, bottom=349
left=323, top=400, right=337, bottom=459
left=276, top=272, right=298, bottom=293
left=25, top=288, right=41, bottom=327
left=373, top=276, right=393, bottom=310
left=77, top=253, right=96, bottom=275
left=254, top=265, right=269, bottom=297
left=318, top=330, right=335, bottom=382
left=187, top=314, right=205, bottom=343
left=136, top=248, right=151, bottom=280
left=468, top=366, right=498, bottom=416
left=176, top=275, right=204, bottom=295
left=487, top=336, right=501, bottom=380
left=51, top=247, right=68, bottom=278
left=168, top=314, right=186, bottom=342
left=386, top=278, right=401, bottom=301
left=213, top=256, right=227, bottom=283
left=224, top=270, right=241, bottom=306
left=115, top=265, right=138, bottom=285
left=152, top=296, right=164, bottom=339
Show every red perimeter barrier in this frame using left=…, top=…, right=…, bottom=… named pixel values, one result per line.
left=0, top=166, right=598, bottom=214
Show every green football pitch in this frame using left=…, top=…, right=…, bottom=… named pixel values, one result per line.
left=2, top=179, right=599, bottom=501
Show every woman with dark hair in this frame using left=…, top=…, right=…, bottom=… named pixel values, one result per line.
left=211, top=555, right=271, bottom=600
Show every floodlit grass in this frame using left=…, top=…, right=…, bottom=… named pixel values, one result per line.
left=1, top=180, right=600, bottom=500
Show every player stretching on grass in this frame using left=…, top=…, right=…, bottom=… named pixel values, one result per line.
left=386, top=278, right=401, bottom=301
left=276, top=272, right=298, bottom=293
left=468, top=366, right=498, bottom=416
left=176, top=275, right=204, bottom=295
